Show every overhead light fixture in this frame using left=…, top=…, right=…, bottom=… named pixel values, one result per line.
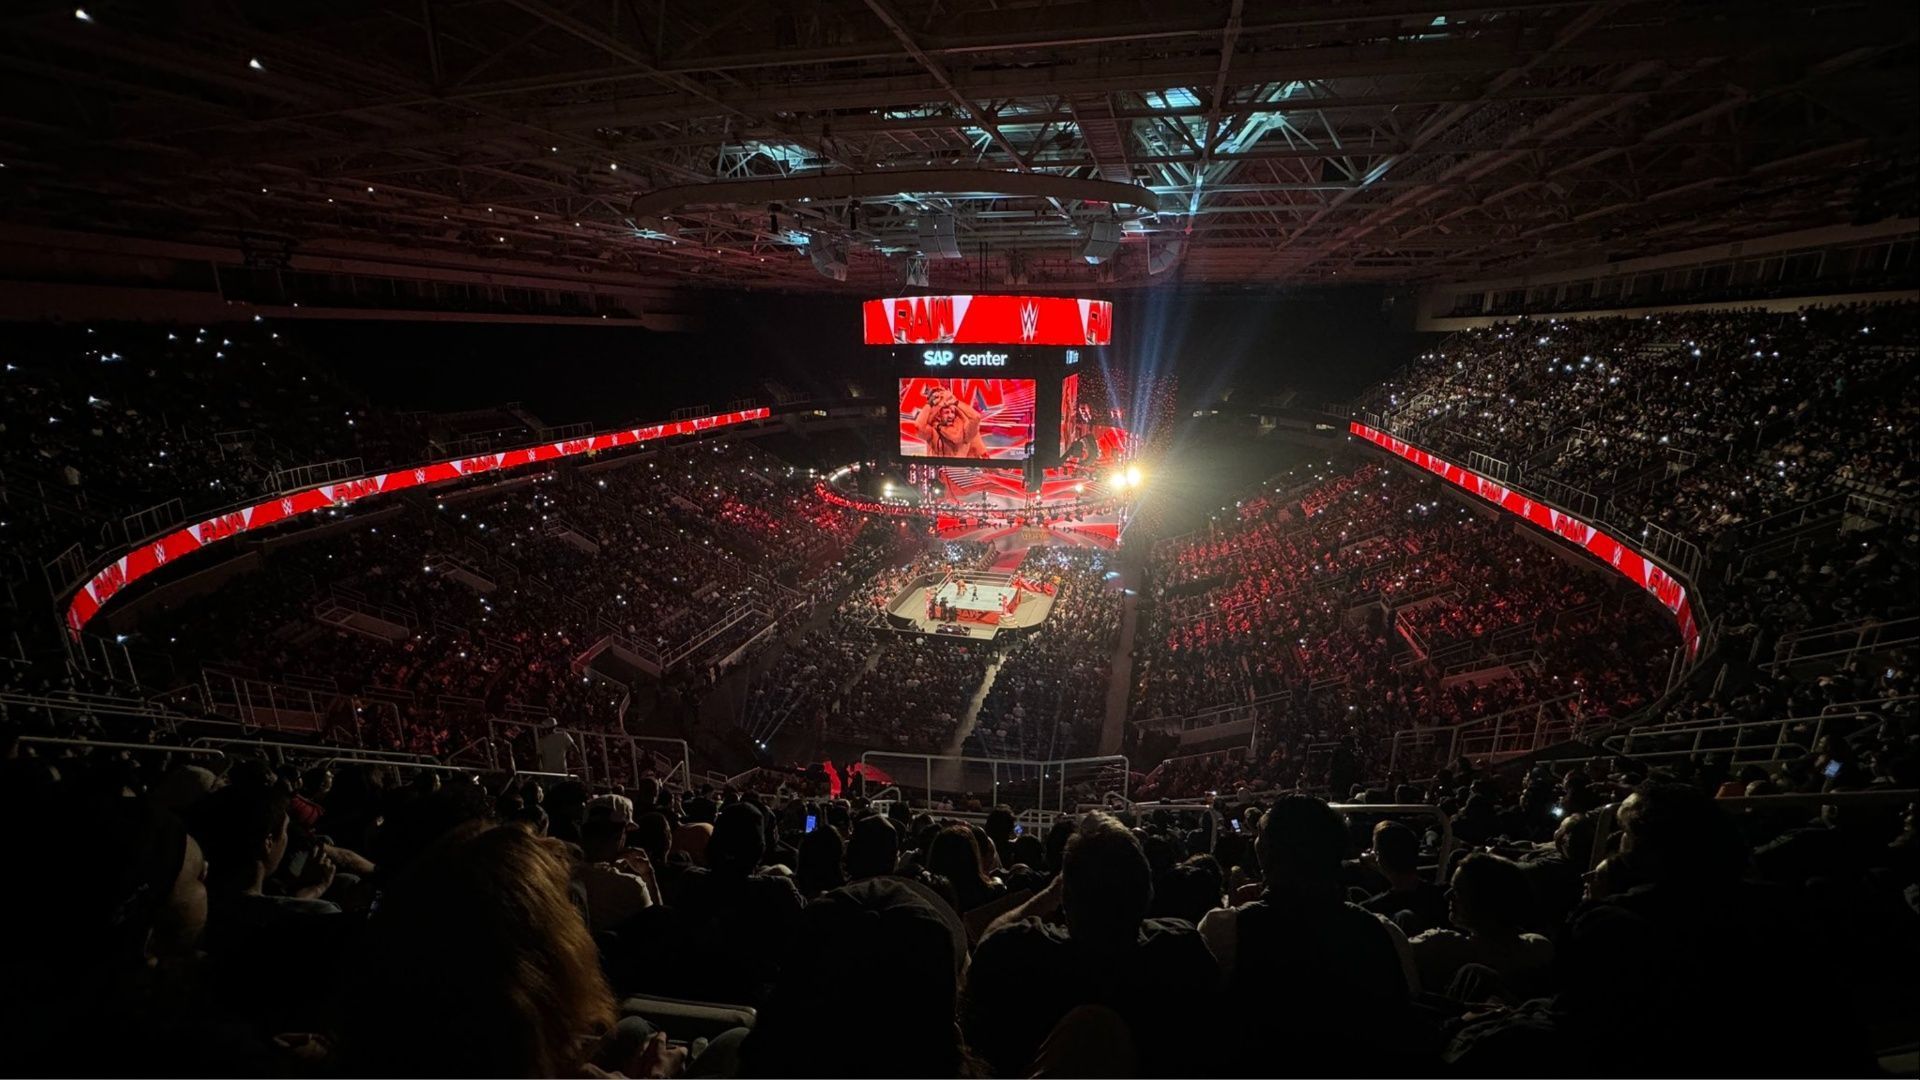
left=74, top=7, right=91, bottom=21
left=248, top=58, right=265, bottom=71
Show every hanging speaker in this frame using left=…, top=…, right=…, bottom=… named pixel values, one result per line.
left=921, top=213, right=962, bottom=259
left=808, top=241, right=848, bottom=281
left=1149, top=239, right=1185, bottom=276
left=1082, top=219, right=1122, bottom=264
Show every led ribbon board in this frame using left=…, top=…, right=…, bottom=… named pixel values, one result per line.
left=64, top=407, right=769, bottom=638
left=863, top=295, right=1113, bottom=346
left=1349, top=422, right=1701, bottom=658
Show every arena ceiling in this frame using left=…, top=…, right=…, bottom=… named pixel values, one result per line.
left=2, top=0, right=1915, bottom=292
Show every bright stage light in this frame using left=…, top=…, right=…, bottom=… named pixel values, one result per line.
left=1125, top=464, right=1143, bottom=488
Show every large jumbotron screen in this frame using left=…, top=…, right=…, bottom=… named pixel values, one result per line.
left=898, top=377, right=1036, bottom=461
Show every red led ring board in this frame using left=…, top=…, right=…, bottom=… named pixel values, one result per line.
left=64, top=407, right=769, bottom=638
left=1349, top=422, right=1701, bottom=659
left=863, top=295, right=1113, bottom=346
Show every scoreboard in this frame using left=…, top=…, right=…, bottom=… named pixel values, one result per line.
left=862, top=296, right=1113, bottom=471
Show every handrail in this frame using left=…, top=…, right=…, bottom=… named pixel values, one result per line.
left=1386, top=691, right=1582, bottom=773
left=1128, top=684, right=1297, bottom=726
left=21, top=736, right=225, bottom=759
left=861, top=751, right=1131, bottom=813
left=1765, top=615, right=1920, bottom=673
left=320, top=755, right=571, bottom=779
left=0, top=689, right=198, bottom=735
left=189, top=736, right=434, bottom=764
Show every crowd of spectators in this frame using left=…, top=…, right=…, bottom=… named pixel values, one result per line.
left=7, top=726, right=1911, bottom=1076
left=1132, top=460, right=1677, bottom=796
left=3, top=303, right=1919, bottom=1075
left=967, top=547, right=1123, bottom=761
left=1376, top=303, right=1918, bottom=546
left=17, top=437, right=893, bottom=771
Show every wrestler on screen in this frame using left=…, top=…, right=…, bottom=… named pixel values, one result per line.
left=914, top=385, right=988, bottom=459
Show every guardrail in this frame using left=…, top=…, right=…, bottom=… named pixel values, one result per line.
left=20, top=736, right=227, bottom=760
left=202, top=669, right=344, bottom=733
left=1386, top=692, right=1583, bottom=776
left=188, top=736, right=434, bottom=766
left=1131, top=689, right=1291, bottom=738
left=0, top=688, right=208, bottom=735
left=860, top=752, right=1130, bottom=814
left=1765, top=615, right=1920, bottom=674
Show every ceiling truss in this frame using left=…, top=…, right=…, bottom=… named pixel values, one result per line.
left=0, top=0, right=1912, bottom=291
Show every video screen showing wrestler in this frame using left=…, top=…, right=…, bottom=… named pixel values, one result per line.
left=898, top=377, right=1035, bottom=461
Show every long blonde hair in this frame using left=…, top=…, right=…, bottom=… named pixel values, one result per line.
left=343, top=823, right=616, bottom=1077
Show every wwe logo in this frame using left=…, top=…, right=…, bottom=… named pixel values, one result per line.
left=1018, top=301, right=1039, bottom=342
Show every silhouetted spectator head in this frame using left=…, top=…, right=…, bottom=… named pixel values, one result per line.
left=580, top=815, right=627, bottom=863
left=43, top=790, right=206, bottom=970
left=796, top=824, right=846, bottom=898
left=1062, top=811, right=1153, bottom=942
left=846, top=815, right=899, bottom=880
left=342, top=824, right=614, bottom=1077
left=632, top=812, right=672, bottom=865
left=1553, top=810, right=1597, bottom=867
left=1008, top=831, right=1047, bottom=871
left=1618, top=782, right=1747, bottom=886
left=1371, top=820, right=1422, bottom=879
left=1155, top=854, right=1225, bottom=925
left=1046, top=817, right=1076, bottom=870
left=300, top=766, right=333, bottom=798
left=969, top=823, right=1000, bottom=872
left=710, top=801, right=766, bottom=875
left=1256, top=794, right=1348, bottom=890
left=192, top=782, right=291, bottom=888
left=509, top=802, right=549, bottom=836
left=1447, top=852, right=1533, bottom=934
left=984, top=805, right=1016, bottom=858
left=746, top=877, right=969, bottom=1077
left=928, top=823, right=995, bottom=910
